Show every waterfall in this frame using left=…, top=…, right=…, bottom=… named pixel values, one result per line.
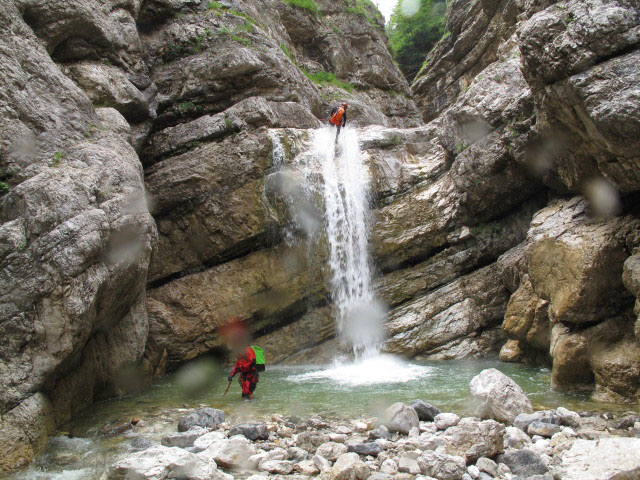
left=312, top=127, right=384, bottom=356
left=271, top=126, right=384, bottom=357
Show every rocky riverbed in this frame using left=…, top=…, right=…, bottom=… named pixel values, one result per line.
left=41, top=369, right=639, bottom=480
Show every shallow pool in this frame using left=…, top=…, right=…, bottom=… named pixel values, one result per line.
left=4, top=356, right=637, bottom=479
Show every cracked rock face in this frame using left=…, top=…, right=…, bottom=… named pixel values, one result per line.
left=2, top=0, right=640, bottom=472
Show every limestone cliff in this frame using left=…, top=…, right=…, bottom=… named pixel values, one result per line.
left=1, top=0, right=639, bottom=472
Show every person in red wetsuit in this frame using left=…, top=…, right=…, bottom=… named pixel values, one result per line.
left=228, top=346, right=259, bottom=399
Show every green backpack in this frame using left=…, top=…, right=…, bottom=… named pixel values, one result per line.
left=251, top=346, right=266, bottom=372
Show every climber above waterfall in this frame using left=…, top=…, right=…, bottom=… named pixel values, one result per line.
left=328, top=102, right=348, bottom=142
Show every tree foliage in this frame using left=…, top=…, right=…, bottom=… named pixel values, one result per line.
left=387, top=0, right=447, bottom=81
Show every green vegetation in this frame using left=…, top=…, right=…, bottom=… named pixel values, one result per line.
left=50, top=151, right=64, bottom=166
left=303, top=70, right=354, bottom=92
left=279, top=43, right=294, bottom=62
left=0, top=181, right=9, bottom=194
left=281, top=0, right=318, bottom=14
left=224, top=115, right=233, bottom=128
left=344, top=0, right=384, bottom=28
left=387, top=0, right=447, bottom=81
left=177, top=102, right=203, bottom=115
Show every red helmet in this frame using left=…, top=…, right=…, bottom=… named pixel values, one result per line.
left=342, top=102, right=348, bottom=109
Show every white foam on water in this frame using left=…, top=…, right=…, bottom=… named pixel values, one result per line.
left=286, top=354, right=433, bottom=386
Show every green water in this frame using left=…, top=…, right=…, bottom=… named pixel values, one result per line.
left=5, top=358, right=637, bottom=480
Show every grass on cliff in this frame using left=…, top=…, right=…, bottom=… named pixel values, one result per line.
left=344, top=0, right=385, bottom=29
left=303, top=70, right=354, bottom=92
left=282, top=0, right=318, bottom=14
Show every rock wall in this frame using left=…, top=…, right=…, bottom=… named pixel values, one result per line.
left=409, top=0, right=640, bottom=403
left=1, top=0, right=639, bottom=472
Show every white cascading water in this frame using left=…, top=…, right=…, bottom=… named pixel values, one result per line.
left=272, top=126, right=431, bottom=385
left=311, top=127, right=384, bottom=356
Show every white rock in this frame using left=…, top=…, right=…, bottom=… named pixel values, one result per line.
left=380, top=458, right=398, bottom=475
left=192, top=431, right=227, bottom=452
left=161, top=427, right=208, bottom=448
left=434, top=413, right=460, bottom=430
left=384, top=403, right=419, bottom=435
left=298, top=459, right=320, bottom=475
left=504, top=426, right=532, bottom=450
left=398, top=451, right=421, bottom=475
left=469, top=368, right=533, bottom=423
left=556, top=407, right=580, bottom=427
left=468, top=464, right=480, bottom=479
left=532, top=438, right=551, bottom=456
left=317, top=441, right=348, bottom=461
left=560, top=437, right=640, bottom=480
left=198, top=436, right=257, bottom=469
left=259, top=459, right=294, bottom=474
left=408, top=427, right=420, bottom=438
left=318, top=452, right=370, bottom=480
left=313, top=454, right=332, bottom=472
left=476, top=457, right=498, bottom=477
left=418, top=450, right=467, bottom=480
left=106, top=445, right=232, bottom=480
left=330, top=433, right=349, bottom=443
left=420, top=422, right=438, bottom=434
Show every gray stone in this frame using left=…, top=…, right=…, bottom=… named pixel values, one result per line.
left=476, top=457, right=499, bottom=477
left=384, top=402, right=419, bottom=435
left=528, top=421, right=562, bottom=438
left=418, top=450, right=467, bottom=480
left=162, top=427, right=208, bottom=448
left=513, top=412, right=560, bottom=432
left=316, top=442, right=348, bottom=462
left=398, top=451, right=421, bottom=475
left=178, top=408, right=224, bottom=432
left=346, top=442, right=382, bottom=457
left=228, top=423, right=269, bottom=441
left=410, top=400, right=441, bottom=422
left=501, top=448, right=549, bottom=477
left=368, top=425, right=392, bottom=440
left=435, top=413, right=461, bottom=430
left=312, top=454, right=332, bottom=472
left=259, top=459, right=295, bottom=474
left=318, top=452, right=370, bottom=480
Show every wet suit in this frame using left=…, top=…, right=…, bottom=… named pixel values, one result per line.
left=329, top=105, right=347, bottom=142
left=228, top=346, right=259, bottom=399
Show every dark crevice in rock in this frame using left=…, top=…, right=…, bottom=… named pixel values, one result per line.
left=146, top=229, right=283, bottom=291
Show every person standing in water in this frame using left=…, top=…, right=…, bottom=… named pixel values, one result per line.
left=328, top=102, right=348, bottom=142
left=228, top=345, right=259, bottom=399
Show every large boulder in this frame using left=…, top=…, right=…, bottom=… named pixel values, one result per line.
left=106, top=445, right=232, bottom=480
left=384, top=402, right=419, bottom=435
left=559, top=438, right=640, bottom=480
left=469, top=368, right=533, bottom=423
left=441, top=418, right=505, bottom=462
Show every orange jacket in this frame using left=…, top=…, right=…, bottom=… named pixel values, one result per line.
left=329, top=106, right=346, bottom=126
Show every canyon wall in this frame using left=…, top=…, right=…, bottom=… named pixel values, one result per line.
left=0, top=0, right=639, bottom=472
